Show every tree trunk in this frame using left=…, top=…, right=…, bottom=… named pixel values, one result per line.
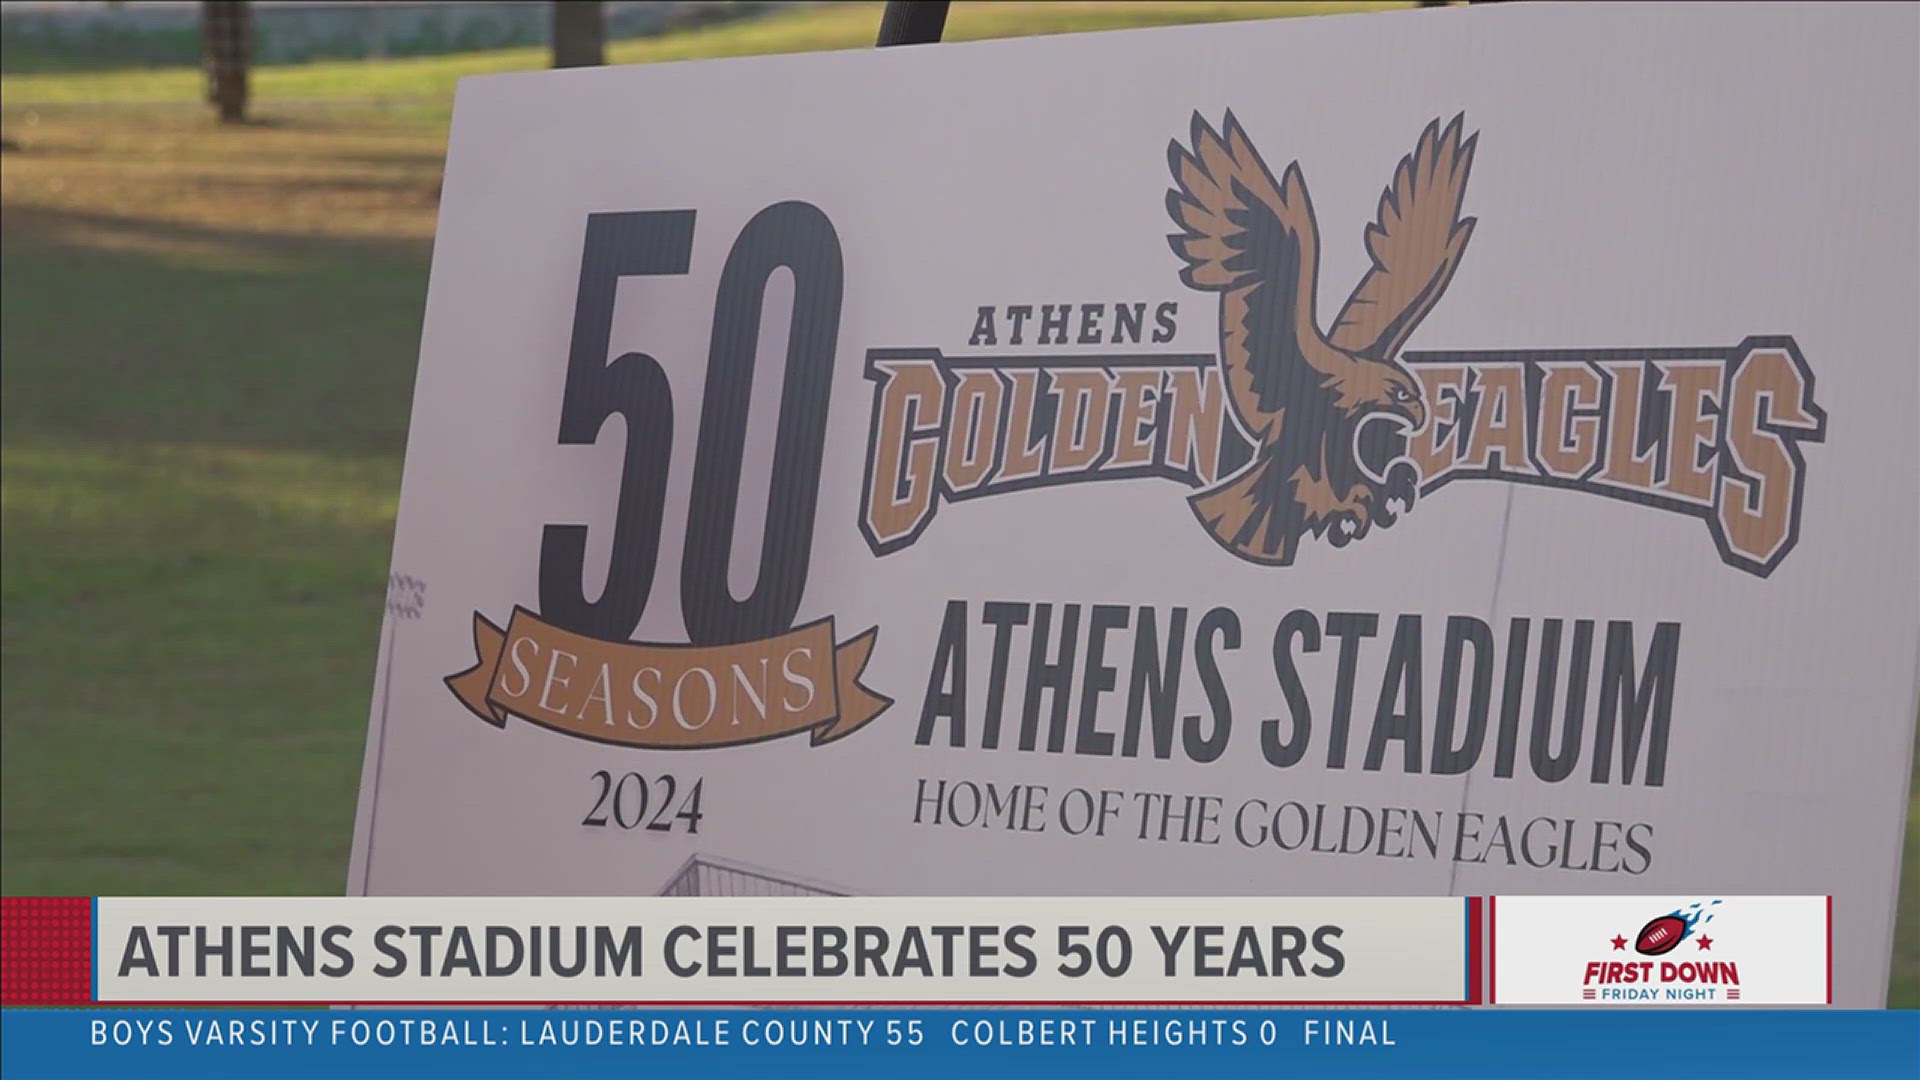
left=201, top=1, right=250, bottom=124
left=552, top=2, right=606, bottom=69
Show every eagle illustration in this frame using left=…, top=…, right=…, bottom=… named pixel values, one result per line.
left=1167, top=111, right=1478, bottom=564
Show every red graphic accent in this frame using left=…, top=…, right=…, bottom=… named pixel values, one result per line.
left=1611, top=934, right=1628, bottom=950
left=1696, top=935, right=1713, bottom=951
left=1635, top=914, right=1688, bottom=956
left=1467, top=896, right=1484, bottom=1004
left=1825, top=896, right=1833, bottom=1005
left=1487, top=897, right=1497, bottom=1004
left=0, top=897, right=93, bottom=1005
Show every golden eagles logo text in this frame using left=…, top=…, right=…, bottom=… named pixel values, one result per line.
left=860, top=113, right=1825, bottom=576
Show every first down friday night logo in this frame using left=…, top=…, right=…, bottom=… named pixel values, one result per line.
left=861, top=112, right=1826, bottom=576
left=1583, top=900, right=1741, bottom=1002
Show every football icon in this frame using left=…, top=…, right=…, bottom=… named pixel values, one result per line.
left=1634, top=914, right=1689, bottom=956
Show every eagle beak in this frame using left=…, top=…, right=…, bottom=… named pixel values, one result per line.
left=1406, top=398, right=1428, bottom=433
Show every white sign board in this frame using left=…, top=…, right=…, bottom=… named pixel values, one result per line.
left=350, top=1, right=1920, bottom=1006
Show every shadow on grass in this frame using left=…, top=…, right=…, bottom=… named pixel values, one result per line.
left=2, top=214, right=426, bottom=893
left=2, top=204, right=429, bottom=453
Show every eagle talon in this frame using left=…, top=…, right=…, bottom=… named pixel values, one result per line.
left=1378, top=494, right=1406, bottom=527
left=1326, top=511, right=1370, bottom=548
left=1376, top=462, right=1420, bottom=527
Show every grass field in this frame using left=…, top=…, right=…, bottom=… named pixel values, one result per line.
left=2, top=0, right=1915, bottom=1003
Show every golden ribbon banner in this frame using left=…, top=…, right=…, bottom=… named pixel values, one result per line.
left=445, top=607, right=891, bottom=749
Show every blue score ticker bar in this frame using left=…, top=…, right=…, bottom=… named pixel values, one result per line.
left=2, top=1008, right=1916, bottom=1079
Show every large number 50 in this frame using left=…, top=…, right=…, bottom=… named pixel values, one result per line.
left=537, top=203, right=844, bottom=647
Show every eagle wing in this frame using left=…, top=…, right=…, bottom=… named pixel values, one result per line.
left=1167, top=111, right=1333, bottom=437
left=1327, top=114, right=1478, bottom=362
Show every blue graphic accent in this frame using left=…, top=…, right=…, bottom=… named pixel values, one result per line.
left=1664, top=899, right=1724, bottom=945
left=1463, top=898, right=1472, bottom=1002
left=4, top=1008, right=1915, bottom=1079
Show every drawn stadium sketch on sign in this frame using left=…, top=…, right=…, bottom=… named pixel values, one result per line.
left=658, top=855, right=848, bottom=898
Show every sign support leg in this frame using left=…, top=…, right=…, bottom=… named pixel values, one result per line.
left=877, top=0, right=950, bottom=47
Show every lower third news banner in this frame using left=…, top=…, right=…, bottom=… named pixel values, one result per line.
left=5, top=896, right=1914, bottom=1079
left=83, top=896, right=1470, bottom=1005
